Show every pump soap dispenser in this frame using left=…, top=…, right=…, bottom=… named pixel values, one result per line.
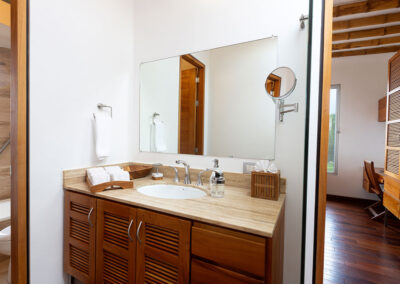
left=210, top=159, right=225, bottom=198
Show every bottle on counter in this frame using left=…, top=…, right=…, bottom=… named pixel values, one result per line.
left=209, top=159, right=225, bottom=198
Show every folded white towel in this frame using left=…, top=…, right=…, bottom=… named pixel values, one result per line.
left=154, top=118, right=167, bottom=152
left=87, top=167, right=107, bottom=177
left=110, top=170, right=130, bottom=182
left=88, top=172, right=110, bottom=185
left=94, top=113, right=112, bottom=160
left=104, top=166, right=123, bottom=175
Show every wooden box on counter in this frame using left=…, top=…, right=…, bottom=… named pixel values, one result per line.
left=251, top=171, right=280, bottom=200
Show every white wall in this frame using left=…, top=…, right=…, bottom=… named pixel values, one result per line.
left=133, top=1, right=310, bottom=283
left=328, top=53, right=392, bottom=200
left=29, top=1, right=135, bottom=283
left=140, top=57, right=180, bottom=153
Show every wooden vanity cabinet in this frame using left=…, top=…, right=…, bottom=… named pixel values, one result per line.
left=64, top=190, right=284, bottom=284
left=96, top=199, right=137, bottom=283
left=136, top=209, right=191, bottom=283
left=64, top=191, right=97, bottom=283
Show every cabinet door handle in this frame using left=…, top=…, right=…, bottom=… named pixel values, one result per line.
left=127, top=219, right=134, bottom=242
left=137, top=221, right=143, bottom=244
left=88, top=207, right=94, bottom=227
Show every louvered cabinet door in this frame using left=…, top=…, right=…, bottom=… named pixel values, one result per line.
left=136, top=209, right=191, bottom=284
left=64, top=191, right=97, bottom=283
left=96, top=199, right=136, bottom=284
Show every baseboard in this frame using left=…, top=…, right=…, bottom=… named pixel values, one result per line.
left=327, top=194, right=377, bottom=205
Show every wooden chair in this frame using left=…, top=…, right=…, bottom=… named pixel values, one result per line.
left=364, top=160, right=386, bottom=220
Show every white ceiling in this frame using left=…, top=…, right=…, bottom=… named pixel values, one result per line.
left=0, top=24, right=10, bottom=48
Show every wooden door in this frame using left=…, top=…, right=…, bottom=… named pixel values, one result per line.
left=96, top=199, right=136, bottom=283
left=64, top=191, right=96, bottom=283
left=179, top=67, right=197, bottom=154
left=265, top=73, right=281, bottom=97
left=179, top=55, right=205, bottom=155
left=136, top=209, right=191, bottom=283
left=384, top=51, right=400, bottom=219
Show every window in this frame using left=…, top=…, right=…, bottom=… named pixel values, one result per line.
left=327, top=85, right=340, bottom=174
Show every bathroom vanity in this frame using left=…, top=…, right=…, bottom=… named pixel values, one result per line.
left=63, top=165, right=285, bottom=284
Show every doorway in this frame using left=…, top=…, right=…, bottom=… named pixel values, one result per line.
left=178, top=54, right=205, bottom=155
left=315, top=0, right=400, bottom=283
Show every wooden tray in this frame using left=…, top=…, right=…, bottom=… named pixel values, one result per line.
left=124, top=165, right=153, bottom=179
left=86, top=176, right=133, bottom=193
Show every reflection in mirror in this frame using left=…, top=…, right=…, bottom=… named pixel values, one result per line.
left=140, top=37, right=279, bottom=159
left=265, top=67, right=296, bottom=99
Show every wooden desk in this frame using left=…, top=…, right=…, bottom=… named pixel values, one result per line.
left=363, top=167, right=384, bottom=193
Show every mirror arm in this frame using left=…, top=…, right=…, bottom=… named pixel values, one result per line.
left=279, top=101, right=299, bottom=122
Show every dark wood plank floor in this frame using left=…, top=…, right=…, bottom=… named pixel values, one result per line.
left=324, top=197, right=400, bottom=284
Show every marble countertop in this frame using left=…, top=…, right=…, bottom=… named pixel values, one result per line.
left=64, top=175, right=285, bottom=238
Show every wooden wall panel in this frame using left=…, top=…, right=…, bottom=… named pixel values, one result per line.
left=0, top=47, right=10, bottom=200
left=10, top=0, right=28, bottom=282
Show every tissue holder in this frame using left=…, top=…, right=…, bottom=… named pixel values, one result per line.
left=251, top=171, right=280, bottom=200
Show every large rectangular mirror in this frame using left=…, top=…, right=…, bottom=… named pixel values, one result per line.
left=139, top=37, right=278, bottom=159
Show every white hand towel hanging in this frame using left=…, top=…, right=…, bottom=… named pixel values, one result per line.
left=94, top=112, right=112, bottom=160
left=154, top=117, right=167, bottom=152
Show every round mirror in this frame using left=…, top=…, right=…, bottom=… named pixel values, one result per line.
left=265, top=67, right=297, bottom=100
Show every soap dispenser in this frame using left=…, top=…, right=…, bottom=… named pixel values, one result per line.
left=210, top=159, right=225, bottom=198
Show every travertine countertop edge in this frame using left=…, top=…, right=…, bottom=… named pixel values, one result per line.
left=63, top=176, right=285, bottom=238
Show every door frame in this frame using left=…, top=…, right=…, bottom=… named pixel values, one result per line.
left=10, top=0, right=29, bottom=283
left=178, top=54, right=205, bottom=155
left=314, top=0, right=333, bottom=283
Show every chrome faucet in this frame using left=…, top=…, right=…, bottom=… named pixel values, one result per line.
left=176, top=160, right=191, bottom=184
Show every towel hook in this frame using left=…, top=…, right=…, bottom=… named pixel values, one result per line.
left=152, top=112, right=160, bottom=123
left=94, top=103, right=112, bottom=119
left=299, top=14, right=309, bottom=29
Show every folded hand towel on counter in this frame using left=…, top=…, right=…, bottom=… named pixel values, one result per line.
left=87, top=167, right=107, bottom=177
left=110, top=170, right=130, bottom=182
left=87, top=172, right=110, bottom=186
left=104, top=166, right=123, bottom=175
left=94, top=113, right=112, bottom=160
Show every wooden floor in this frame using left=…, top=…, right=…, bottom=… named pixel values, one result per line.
left=324, top=197, right=400, bottom=284
left=0, top=256, right=8, bottom=284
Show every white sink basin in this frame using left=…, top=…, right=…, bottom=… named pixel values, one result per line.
left=137, top=184, right=206, bottom=199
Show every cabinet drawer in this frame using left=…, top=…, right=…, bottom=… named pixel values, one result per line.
left=191, top=258, right=263, bottom=284
left=384, top=175, right=400, bottom=199
left=191, top=222, right=266, bottom=278
left=383, top=192, right=400, bottom=218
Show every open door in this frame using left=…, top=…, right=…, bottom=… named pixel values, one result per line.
left=178, top=54, right=205, bottom=155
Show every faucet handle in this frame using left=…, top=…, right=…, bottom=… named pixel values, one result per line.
left=168, top=166, right=180, bottom=183
left=197, top=168, right=212, bottom=186
left=213, top=159, right=219, bottom=168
